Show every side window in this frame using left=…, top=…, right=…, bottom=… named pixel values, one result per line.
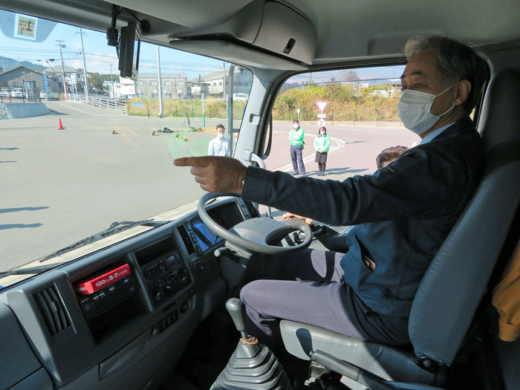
left=266, top=66, right=418, bottom=177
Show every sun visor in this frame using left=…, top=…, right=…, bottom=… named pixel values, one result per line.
left=252, top=2, right=316, bottom=64
left=168, top=1, right=316, bottom=65
left=168, top=39, right=307, bottom=70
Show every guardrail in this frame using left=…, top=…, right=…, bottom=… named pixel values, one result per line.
left=64, top=93, right=127, bottom=115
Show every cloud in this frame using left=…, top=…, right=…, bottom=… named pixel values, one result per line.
left=71, top=60, right=84, bottom=69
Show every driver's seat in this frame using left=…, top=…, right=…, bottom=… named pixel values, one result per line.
left=280, top=68, right=520, bottom=387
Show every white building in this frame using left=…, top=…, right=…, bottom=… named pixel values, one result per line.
left=188, top=68, right=253, bottom=98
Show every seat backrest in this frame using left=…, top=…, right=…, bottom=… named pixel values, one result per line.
left=408, top=68, right=520, bottom=365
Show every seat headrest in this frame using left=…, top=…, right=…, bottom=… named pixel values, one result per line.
left=478, top=68, right=520, bottom=153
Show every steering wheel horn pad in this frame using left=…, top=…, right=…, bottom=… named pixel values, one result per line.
left=198, top=192, right=312, bottom=255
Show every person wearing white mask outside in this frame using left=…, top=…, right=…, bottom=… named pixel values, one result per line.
left=175, top=36, right=488, bottom=347
left=208, top=124, right=229, bottom=156
left=314, top=126, right=330, bottom=176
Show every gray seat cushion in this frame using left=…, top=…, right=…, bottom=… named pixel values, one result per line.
left=280, top=320, right=435, bottom=384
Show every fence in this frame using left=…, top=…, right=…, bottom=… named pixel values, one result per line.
left=64, top=93, right=127, bottom=115
left=0, top=88, right=41, bottom=104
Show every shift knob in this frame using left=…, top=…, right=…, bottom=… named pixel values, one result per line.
left=226, top=298, right=248, bottom=339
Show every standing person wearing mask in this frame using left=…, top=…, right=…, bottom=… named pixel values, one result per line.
left=314, top=126, right=330, bottom=176
left=208, top=124, right=229, bottom=156
left=289, top=119, right=306, bottom=176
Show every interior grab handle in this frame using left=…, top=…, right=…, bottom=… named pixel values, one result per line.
left=242, top=149, right=272, bottom=218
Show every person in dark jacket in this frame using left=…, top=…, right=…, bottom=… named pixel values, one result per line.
left=174, top=35, right=488, bottom=348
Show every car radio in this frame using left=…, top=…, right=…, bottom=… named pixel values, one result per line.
left=76, top=264, right=138, bottom=321
left=134, top=237, right=192, bottom=306
left=74, top=259, right=146, bottom=342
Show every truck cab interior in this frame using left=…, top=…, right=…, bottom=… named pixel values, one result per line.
left=1, top=1, right=520, bottom=389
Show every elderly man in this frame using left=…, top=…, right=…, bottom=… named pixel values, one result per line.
left=175, top=36, right=488, bottom=347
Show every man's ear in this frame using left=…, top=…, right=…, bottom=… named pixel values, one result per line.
left=453, top=80, right=471, bottom=107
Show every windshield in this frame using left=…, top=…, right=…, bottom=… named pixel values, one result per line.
left=0, top=10, right=252, bottom=277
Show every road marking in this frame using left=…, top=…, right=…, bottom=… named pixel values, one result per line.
left=54, top=102, right=126, bottom=117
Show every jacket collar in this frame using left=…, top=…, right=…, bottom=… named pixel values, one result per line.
left=432, top=115, right=477, bottom=141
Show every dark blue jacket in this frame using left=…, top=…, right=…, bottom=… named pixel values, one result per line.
left=242, top=116, right=484, bottom=316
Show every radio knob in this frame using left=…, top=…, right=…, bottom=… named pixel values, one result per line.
left=154, top=284, right=165, bottom=301
left=178, top=268, right=188, bottom=283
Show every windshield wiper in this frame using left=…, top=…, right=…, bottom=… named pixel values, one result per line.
left=0, top=220, right=169, bottom=279
left=0, top=264, right=65, bottom=278
left=38, top=219, right=167, bottom=262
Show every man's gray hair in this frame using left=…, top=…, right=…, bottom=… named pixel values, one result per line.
left=404, top=36, right=488, bottom=112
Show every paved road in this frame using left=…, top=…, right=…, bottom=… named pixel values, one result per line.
left=1, top=102, right=419, bottom=270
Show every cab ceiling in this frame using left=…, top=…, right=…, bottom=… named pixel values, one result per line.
left=2, top=0, right=520, bottom=66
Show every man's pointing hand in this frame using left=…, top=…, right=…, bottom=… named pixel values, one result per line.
left=174, top=156, right=248, bottom=194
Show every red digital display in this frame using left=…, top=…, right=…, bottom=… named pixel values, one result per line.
left=76, top=264, right=131, bottom=295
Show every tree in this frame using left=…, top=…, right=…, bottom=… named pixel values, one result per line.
left=88, top=72, right=104, bottom=91
left=342, top=69, right=359, bottom=82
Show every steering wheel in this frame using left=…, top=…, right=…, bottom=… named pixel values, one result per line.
left=198, top=192, right=312, bottom=255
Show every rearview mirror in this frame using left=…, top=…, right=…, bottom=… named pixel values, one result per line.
left=119, top=22, right=140, bottom=81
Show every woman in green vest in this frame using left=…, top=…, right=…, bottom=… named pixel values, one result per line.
left=314, top=126, right=330, bottom=176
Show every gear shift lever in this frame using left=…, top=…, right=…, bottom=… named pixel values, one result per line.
left=211, top=298, right=292, bottom=390
left=226, top=298, right=248, bottom=339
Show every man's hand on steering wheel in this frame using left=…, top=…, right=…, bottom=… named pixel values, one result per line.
left=174, top=156, right=247, bottom=193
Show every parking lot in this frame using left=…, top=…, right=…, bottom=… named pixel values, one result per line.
left=0, top=101, right=418, bottom=270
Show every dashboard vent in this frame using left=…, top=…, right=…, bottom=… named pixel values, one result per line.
left=178, top=225, right=195, bottom=255
left=34, top=286, right=71, bottom=336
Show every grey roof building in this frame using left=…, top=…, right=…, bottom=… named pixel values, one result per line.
left=135, top=72, right=188, bottom=99
left=0, top=65, right=48, bottom=92
left=188, top=69, right=253, bottom=97
left=45, top=64, right=84, bottom=86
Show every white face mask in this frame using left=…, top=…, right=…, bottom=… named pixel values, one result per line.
left=320, top=131, right=324, bottom=135
left=293, top=124, right=299, bottom=129
left=217, top=133, right=224, bottom=139
left=397, top=84, right=455, bottom=135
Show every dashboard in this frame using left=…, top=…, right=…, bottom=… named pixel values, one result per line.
left=0, top=197, right=258, bottom=390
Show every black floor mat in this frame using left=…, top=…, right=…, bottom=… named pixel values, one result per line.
left=170, top=307, right=238, bottom=389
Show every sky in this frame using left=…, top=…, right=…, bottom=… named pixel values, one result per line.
left=0, top=10, right=405, bottom=84
left=0, top=10, right=225, bottom=80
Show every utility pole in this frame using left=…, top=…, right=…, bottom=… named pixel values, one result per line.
left=156, top=45, right=163, bottom=118
left=56, top=40, right=67, bottom=97
left=202, top=93, right=205, bottom=131
left=110, top=63, right=114, bottom=99
left=79, top=28, right=89, bottom=99
left=223, top=62, right=227, bottom=120
left=392, top=65, right=396, bottom=95
left=136, top=73, right=140, bottom=98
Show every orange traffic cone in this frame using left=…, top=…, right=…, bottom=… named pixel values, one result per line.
left=58, top=118, right=64, bottom=130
